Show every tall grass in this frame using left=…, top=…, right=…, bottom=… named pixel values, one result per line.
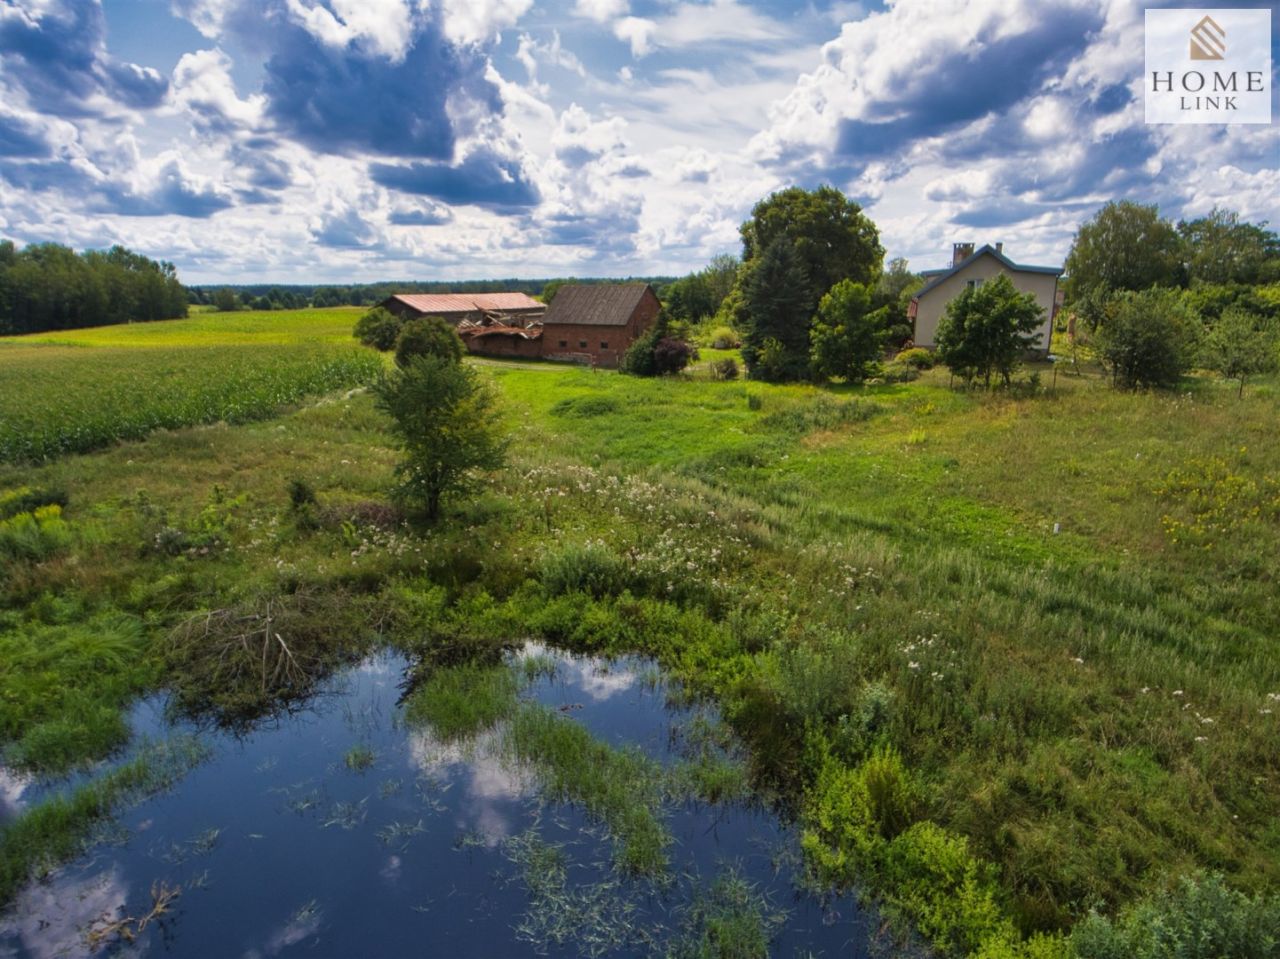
left=0, top=343, right=381, bottom=462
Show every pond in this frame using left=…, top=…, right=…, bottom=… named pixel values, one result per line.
left=1, top=645, right=880, bottom=958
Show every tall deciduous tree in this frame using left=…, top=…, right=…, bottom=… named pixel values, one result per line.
left=740, top=238, right=812, bottom=382
left=1178, top=208, right=1280, bottom=286
left=1064, top=201, right=1185, bottom=306
left=373, top=356, right=507, bottom=521
left=935, top=274, right=1045, bottom=388
left=740, top=186, right=883, bottom=311
left=810, top=280, right=886, bottom=383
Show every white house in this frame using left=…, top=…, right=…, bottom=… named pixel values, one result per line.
left=908, top=243, right=1064, bottom=356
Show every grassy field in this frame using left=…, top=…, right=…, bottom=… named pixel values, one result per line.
left=0, top=308, right=379, bottom=461
left=0, top=308, right=1277, bottom=956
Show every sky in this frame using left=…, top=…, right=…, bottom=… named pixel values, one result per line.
left=0, top=0, right=1276, bottom=284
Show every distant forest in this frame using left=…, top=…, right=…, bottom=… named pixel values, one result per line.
left=0, top=240, right=188, bottom=335
left=188, top=276, right=678, bottom=313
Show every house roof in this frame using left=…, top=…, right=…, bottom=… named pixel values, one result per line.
left=386, top=292, right=545, bottom=314
left=541, top=283, right=655, bottom=327
left=911, top=245, right=1063, bottom=301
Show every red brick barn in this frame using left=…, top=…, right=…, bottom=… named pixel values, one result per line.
left=539, top=283, right=661, bottom=368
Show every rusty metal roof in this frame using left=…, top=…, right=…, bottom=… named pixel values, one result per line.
left=541, top=283, right=655, bottom=327
left=387, top=292, right=545, bottom=314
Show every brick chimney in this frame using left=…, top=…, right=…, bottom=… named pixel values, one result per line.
left=952, top=242, right=975, bottom=267
left=995, top=242, right=1004, bottom=254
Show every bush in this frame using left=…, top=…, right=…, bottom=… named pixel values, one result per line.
left=394, top=315, right=464, bottom=368
left=1071, top=873, right=1280, bottom=959
left=0, top=505, right=71, bottom=562
left=712, top=358, right=739, bottom=380
left=895, top=347, right=935, bottom=369
left=880, top=360, right=920, bottom=383
left=538, top=541, right=630, bottom=598
left=654, top=337, right=699, bottom=375
left=622, top=323, right=698, bottom=377
left=709, top=325, right=741, bottom=349
left=1095, top=288, right=1200, bottom=389
left=354, top=306, right=402, bottom=351
left=809, top=279, right=886, bottom=383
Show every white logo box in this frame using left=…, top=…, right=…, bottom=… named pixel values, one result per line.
left=1145, top=7, right=1272, bottom=124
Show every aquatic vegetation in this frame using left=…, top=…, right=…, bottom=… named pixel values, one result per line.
left=502, top=829, right=648, bottom=958
left=0, top=736, right=207, bottom=905
left=343, top=745, right=375, bottom=772
left=405, top=662, right=520, bottom=741
left=667, top=868, right=788, bottom=959
left=507, top=703, right=671, bottom=876
left=0, top=612, right=153, bottom=773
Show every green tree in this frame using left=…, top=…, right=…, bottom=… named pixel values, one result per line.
left=1178, top=208, right=1280, bottom=286
left=740, top=237, right=812, bottom=381
left=740, top=185, right=883, bottom=311
left=935, top=274, right=1045, bottom=388
left=353, top=306, right=403, bottom=351
left=1064, top=201, right=1184, bottom=306
left=1202, top=307, right=1279, bottom=397
left=394, top=316, right=464, bottom=368
left=809, top=280, right=886, bottom=382
left=372, top=356, right=507, bottom=521
left=1094, top=288, right=1200, bottom=390
left=212, top=287, right=240, bottom=313
left=873, top=257, right=922, bottom=346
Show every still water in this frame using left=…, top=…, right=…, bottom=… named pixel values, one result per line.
left=0, top=646, right=877, bottom=958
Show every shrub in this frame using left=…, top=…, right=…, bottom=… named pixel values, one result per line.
left=538, top=541, right=630, bottom=598
left=895, top=347, right=935, bottom=370
left=809, top=279, right=887, bottom=383
left=353, top=306, right=402, bottom=351
left=1071, top=872, right=1280, bottom=959
left=0, top=486, right=68, bottom=521
left=709, top=325, right=741, bottom=349
left=880, top=360, right=920, bottom=383
left=1095, top=288, right=1200, bottom=389
left=394, top=315, right=464, bottom=368
left=622, top=321, right=698, bottom=377
left=712, top=358, right=740, bottom=380
left=0, top=505, right=71, bottom=562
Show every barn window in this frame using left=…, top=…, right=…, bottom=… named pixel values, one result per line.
left=600, top=342, right=609, bottom=349
left=579, top=340, right=588, bottom=349
left=558, top=340, right=568, bottom=348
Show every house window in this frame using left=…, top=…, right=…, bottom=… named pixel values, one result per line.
left=558, top=340, right=568, bottom=348
left=600, top=342, right=609, bottom=350
left=966, top=278, right=985, bottom=290
left=579, top=340, right=588, bottom=349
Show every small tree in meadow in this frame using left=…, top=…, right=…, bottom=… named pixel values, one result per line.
left=354, top=306, right=403, bottom=351
left=809, top=279, right=887, bottom=383
left=212, top=287, right=240, bottom=312
left=394, top=315, right=464, bottom=368
left=1094, top=288, right=1200, bottom=389
left=372, top=356, right=507, bottom=521
left=935, top=274, right=1044, bottom=388
left=1202, top=307, right=1279, bottom=397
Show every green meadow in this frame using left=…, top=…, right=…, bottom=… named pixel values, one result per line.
left=1, top=308, right=1277, bottom=955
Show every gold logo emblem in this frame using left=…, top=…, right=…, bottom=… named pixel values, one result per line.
left=1190, top=15, right=1225, bottom=60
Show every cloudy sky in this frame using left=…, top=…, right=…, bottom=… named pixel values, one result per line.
left=0, top=0, right=1276, bottom=283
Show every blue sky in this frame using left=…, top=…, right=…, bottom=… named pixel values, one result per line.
left=0, top=0, right=1276, bottom=283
